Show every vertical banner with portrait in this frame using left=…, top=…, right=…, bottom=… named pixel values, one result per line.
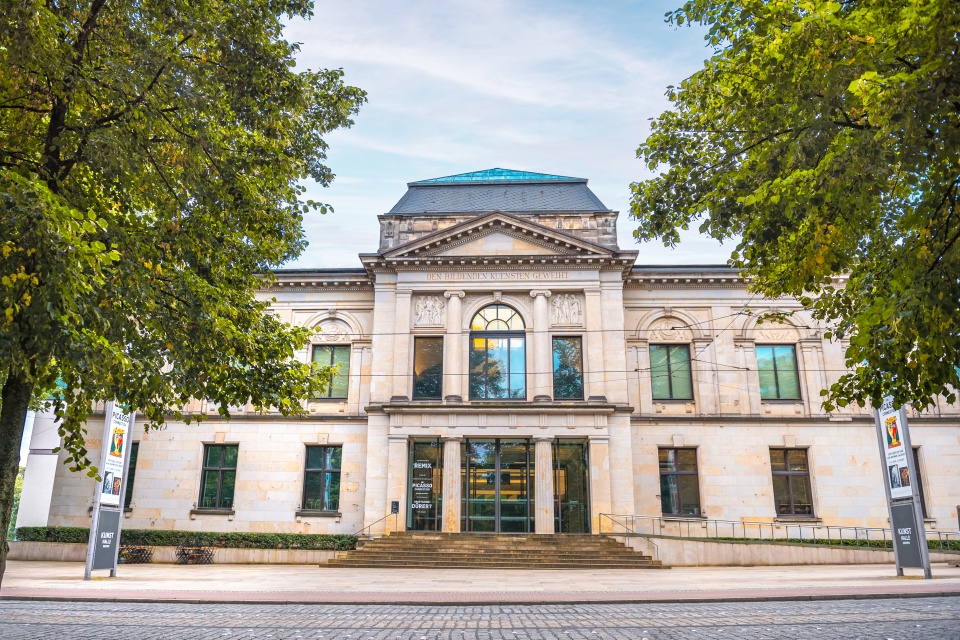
left=100, top=405, right=133, bottom=507
left=878, top=397, right=913, bottom=500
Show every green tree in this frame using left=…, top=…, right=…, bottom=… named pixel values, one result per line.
left=632, top=0, right=960, bottom=411
left=6, top=467, right=23, bottom=541
left=0, top=0, right=365, bottom=585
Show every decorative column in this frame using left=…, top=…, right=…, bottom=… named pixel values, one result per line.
left=534, top=436, right=555, bottom=534
left=392, top=290, right=412, bottom=400
left=529, top=290, right=552, bottom=401
left=441, top=435, right=462, bottom=532
left=443, top=291, right=465, bottom=401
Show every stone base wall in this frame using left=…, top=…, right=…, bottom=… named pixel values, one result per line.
left=621, top=535, right=959, bottom=566
left=8, top=541, right=342, bottom=565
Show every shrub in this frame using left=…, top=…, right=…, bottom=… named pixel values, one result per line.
left=14, top=527, right=357, bottom=550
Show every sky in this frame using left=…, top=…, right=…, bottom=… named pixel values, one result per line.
left=283, top=0, right=733, bottom=269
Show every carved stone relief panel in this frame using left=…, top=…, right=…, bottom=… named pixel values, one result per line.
left=315, top=320, right=351, bottom=342
left=550, top=293, right=583, bottom=326
left=753, top=321, right=799, bottom=342
left=647, top=317, right=694, bottom=342
left=414, top=295, right=445, bottom=327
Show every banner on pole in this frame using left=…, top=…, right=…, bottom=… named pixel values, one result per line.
left=878, top=397, right=913, bottom=500
left=99, top=406, right=133, bottom=507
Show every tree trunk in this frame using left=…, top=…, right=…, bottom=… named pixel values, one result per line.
left=0, top=373, right=34, bottom=588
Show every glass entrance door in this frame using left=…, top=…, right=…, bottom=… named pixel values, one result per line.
left=461, top=439, right=534, bottom=533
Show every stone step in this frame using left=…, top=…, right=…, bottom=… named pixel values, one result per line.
left=344, top=551, right=649, bottom=563
left=325, top=561, right=664, bottom=569
left=328, top=533, right=660, bottom=570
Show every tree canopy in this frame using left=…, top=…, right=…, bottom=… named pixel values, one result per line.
left=631, top=0, right=960, bottom=411
left=0, top=0, right=365, bottom=584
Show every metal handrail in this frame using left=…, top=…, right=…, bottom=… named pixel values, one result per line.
left=599, top=513, right=960, bottom=553
left=352, top=512, right=399, bottom=538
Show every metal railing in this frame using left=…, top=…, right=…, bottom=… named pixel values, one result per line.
left=599, top=513, right=960, bottom=553
left=352, top=512, right=398, bottom=538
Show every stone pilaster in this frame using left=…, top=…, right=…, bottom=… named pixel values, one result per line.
left=534, top=435, right=555, bottom=534
left=392, top=289, right=412, bottom=400
left=385, top=435, right=410, bottom=533
left=441, top=435, right=462, bottom=532
left=588, top=436, right=612, bottom=533
left=443, top=291, right=465, bottom=401
left=529, top=290, right=552, bottom=401
left=583, top=288, right=604, bottom=400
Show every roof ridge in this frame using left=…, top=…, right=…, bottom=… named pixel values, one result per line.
left=409, top=168, right=586, bottom=185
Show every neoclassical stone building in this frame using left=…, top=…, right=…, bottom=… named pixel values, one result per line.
left=18, top=169, right=960, bottom=536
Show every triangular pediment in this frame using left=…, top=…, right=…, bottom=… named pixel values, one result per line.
left=382, top=211, right=615, bottom=260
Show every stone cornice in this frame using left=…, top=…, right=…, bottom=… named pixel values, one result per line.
left=367, top=401, right=634, bottom=415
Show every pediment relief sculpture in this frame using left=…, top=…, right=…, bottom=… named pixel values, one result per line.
left=551, top=294, right=583, bottom=326
left=414, top=295, right=445, bottom=326
left=648, top=318, right=694, bottom=342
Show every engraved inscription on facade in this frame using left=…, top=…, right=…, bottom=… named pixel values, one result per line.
left=551, top=294, right=583, bottom=326
left=414, top=295, right=445, bottom=326
left=426, top=271, right=570, bottom=282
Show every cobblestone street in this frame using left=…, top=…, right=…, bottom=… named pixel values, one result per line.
left=2, top=597, right=959, bottom=640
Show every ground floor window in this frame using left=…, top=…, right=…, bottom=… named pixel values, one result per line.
left=123, top=442, right=139, bottom=510
left=770, top=448, right=813, bottom=516
left=913, top=447, right=928, bottom=518
left=199, top=444, right=238, bottom=509
left=658, top=448, right=700, bottom=516
left=303, top=446, right=342, bottom=512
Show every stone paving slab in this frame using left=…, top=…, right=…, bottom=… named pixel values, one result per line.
left=2, top=598, right=960, bottom=639
left=2, top=561, right=960, bottom=605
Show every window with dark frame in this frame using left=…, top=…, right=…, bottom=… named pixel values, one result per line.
left=552, top=336, right=584, bottom=400
left=413, top=337, right=444, bottom=399
left=123, top=442, right=139, bottom=510
left=312, top=344, right=351, bottom=399
left=756, top=345, right=801, bottom=400
left=199, top=444, right=238, bottom=510
left=650, top=345, right=694, bottom=400
left=770, top=448, right=814, bottom=516
left=303, top=446, right=342, bottom=512
left=658, top=448, right=701, bottom=516
left=913, top=447, right=928, bottom=519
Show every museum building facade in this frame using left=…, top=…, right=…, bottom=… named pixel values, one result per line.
left=18, top=169, right=960, bottom=537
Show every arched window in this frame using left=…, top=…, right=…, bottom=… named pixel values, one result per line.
left=469, top=305, right=526, bottom=399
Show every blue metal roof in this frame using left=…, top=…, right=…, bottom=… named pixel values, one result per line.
left=409, top=168, right=586, bottom=186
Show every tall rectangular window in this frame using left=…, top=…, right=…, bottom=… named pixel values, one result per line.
left=303, top=446, right=342, bottom=512
left=413, top=337, right=443, bottom=399
left=552, top=337, right=584, bottom=400
left=913, top=447, right=928, bottom=518
left=770, top=448, right=813, bottom=516
left=756, top=345, right=801, bottom=399
left=650, top=345, right=693, bottom=400
left=659, top=448, right=701, bottom=516
left=199, top=444, right=238, bottom=510
left=123, top=442, right=139, bottom=510
left=313, top=345, right=351, bottom=399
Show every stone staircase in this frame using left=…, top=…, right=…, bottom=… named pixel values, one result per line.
left=324, top=532, right=665, bottom=569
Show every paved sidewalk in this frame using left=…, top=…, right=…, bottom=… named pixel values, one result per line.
left=2, top=560, right=960, bottom=605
